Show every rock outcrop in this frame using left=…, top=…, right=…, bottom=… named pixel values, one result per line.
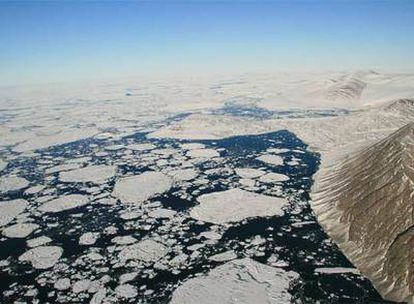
left=312, top=122, right=414, bottom=303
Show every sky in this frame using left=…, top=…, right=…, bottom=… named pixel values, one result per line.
left=0, top=0, right=414, bottom=86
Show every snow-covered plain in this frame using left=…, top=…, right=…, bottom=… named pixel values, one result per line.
left=1, top=71, right=413, bottom=303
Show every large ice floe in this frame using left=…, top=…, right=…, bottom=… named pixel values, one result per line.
left=112, top=171, right=173, bottom=204
left=190, top=188, right=286, bottom=224
left=59, top=165, right=116, bottom=184
left=0, top=199, right=28, bottom=227
left=19, top=246, right=63, bottom=269
left=118, top=239, right=169, bottom=263
left=170, top=258, right=298, bottom=304
left=2, top=223, right=39, bottom=238
left=37, top=194, right=89, bottom=213
left=0, top=176, right=30, bottom=193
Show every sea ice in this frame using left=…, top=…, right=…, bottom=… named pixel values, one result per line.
left=235, top=168, right=266, bottom=179
left=24, top=185, right=45, bottom=195
left=79, top=232, right=100, bottom=245
left=165, top=168, right=197, bottom=182
left=38, top=194, right=89, bottom=213
left=259, top=173, right=289, bottom=183
left=54, top=278, right=71, bottom=291
left=190, top=188, right=286, bottom=224
left=27, top=236, right=52, bottom=248
left=209, top=250, right=238, bottom=262
left=181, top=143, right=205, bottom=150
left=19, top=246, right=63, bottom=269
left=147, top=208, right=177, bottom=219
left=256, top=154, right=284, bottom=166
left=59, top=165, right=116, bottom=184
left=0, top=199, right=28, bottom=227
left=115, top=284, right=137, bottom=299
left=111, top=235, right=137, bottom=245
left=118, top=239, right=168, bottom=263
left=127, top=143, right=156, bottom=151
left=0, top=176, right=29, bottom=193
left=186, top=148, right=219, bottom=158
left=90, top=288, right=106, bottom=304
left=314, top=267, right=360, bottom=275
left=170, top=258, right=298, bottom=304
left=112, top=171, right=173, bottom=205
left=2, top=223, right=39, bottom=238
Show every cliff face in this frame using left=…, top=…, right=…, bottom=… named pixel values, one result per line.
left=312, top=123, right=414, bottom=303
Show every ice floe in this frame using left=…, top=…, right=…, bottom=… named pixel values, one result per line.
left=115, top=284, right=137, bottom=299
left=24, top=185, right=45, bottom=195
left=180, top=143, right=205, bottom=150
left=165, top=168, right=197, bottom=182
left=59, top=165, right=116, bottom=184
left=2, top=223, right=39, bottom=238
left=118, top=239, right=168, bottom=263
left=170, top=258, right=298, bottom=304
left=54, top=278, right=71, bottom=291
left=0, top=199, right=28, bottom=227
left=186, top=148, right=219, bottom=158
left=190, top=188, right=286, bottom=224
left=256, top=154, right=284, bottom=166
left=112, top=171, right=173, bottom=205
left=38, top=194, right=89, bottom=213
left=259, top=172, right=289, bottom=183
left=209, top=250, right=238, bottom=262
left=79, top=232, right=100, bottom=245
left=27, top=236, right=52, bottom=248
left=19, top=246, right=63, bottom=269
left=235, top=168, right=266, bottom=179
left=147, top=208, right=177, bottom=219
left=314, top=267, right=360, bottom=275
left=111, top=235, right=137, bottom=245
left=127, top=143, right=156, bottom=151
left=0, top=176, right=29, bottom=193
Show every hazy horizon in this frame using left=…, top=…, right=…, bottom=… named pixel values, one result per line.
left=1, top=1, right=414, bottom=86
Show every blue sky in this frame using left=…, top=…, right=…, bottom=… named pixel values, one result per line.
left=1, top=1, right=413, bottom=86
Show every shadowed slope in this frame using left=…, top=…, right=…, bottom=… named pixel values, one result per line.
left=312, top=123, right=414, bottom=303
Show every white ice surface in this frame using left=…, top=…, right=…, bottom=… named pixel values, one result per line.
left=0, top=199, right=28, bottom=227
left=59, top=165, right=116, bottom=184
left=112, top=171, right=173, bottom=205
left=170, top=258, right=298, bottom=304
left=235, top=168, right=266, bottom=179
left=118, top=239, right=169, bottom=263
left=38, top=194, right=89, bottom=213
left=186, top=148, right=219, bottom=158
left=2, top=223, right=39, bottom=238
left=19, top=246, right=63, bottom=269
left=0, top=176, right=29, bottom=193
left=190, top=188, right=286, bottom=224
left=256, top=154, right=284, bottom=166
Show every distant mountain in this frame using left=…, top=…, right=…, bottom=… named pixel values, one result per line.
left=312, top=122, right=414, bottom=303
